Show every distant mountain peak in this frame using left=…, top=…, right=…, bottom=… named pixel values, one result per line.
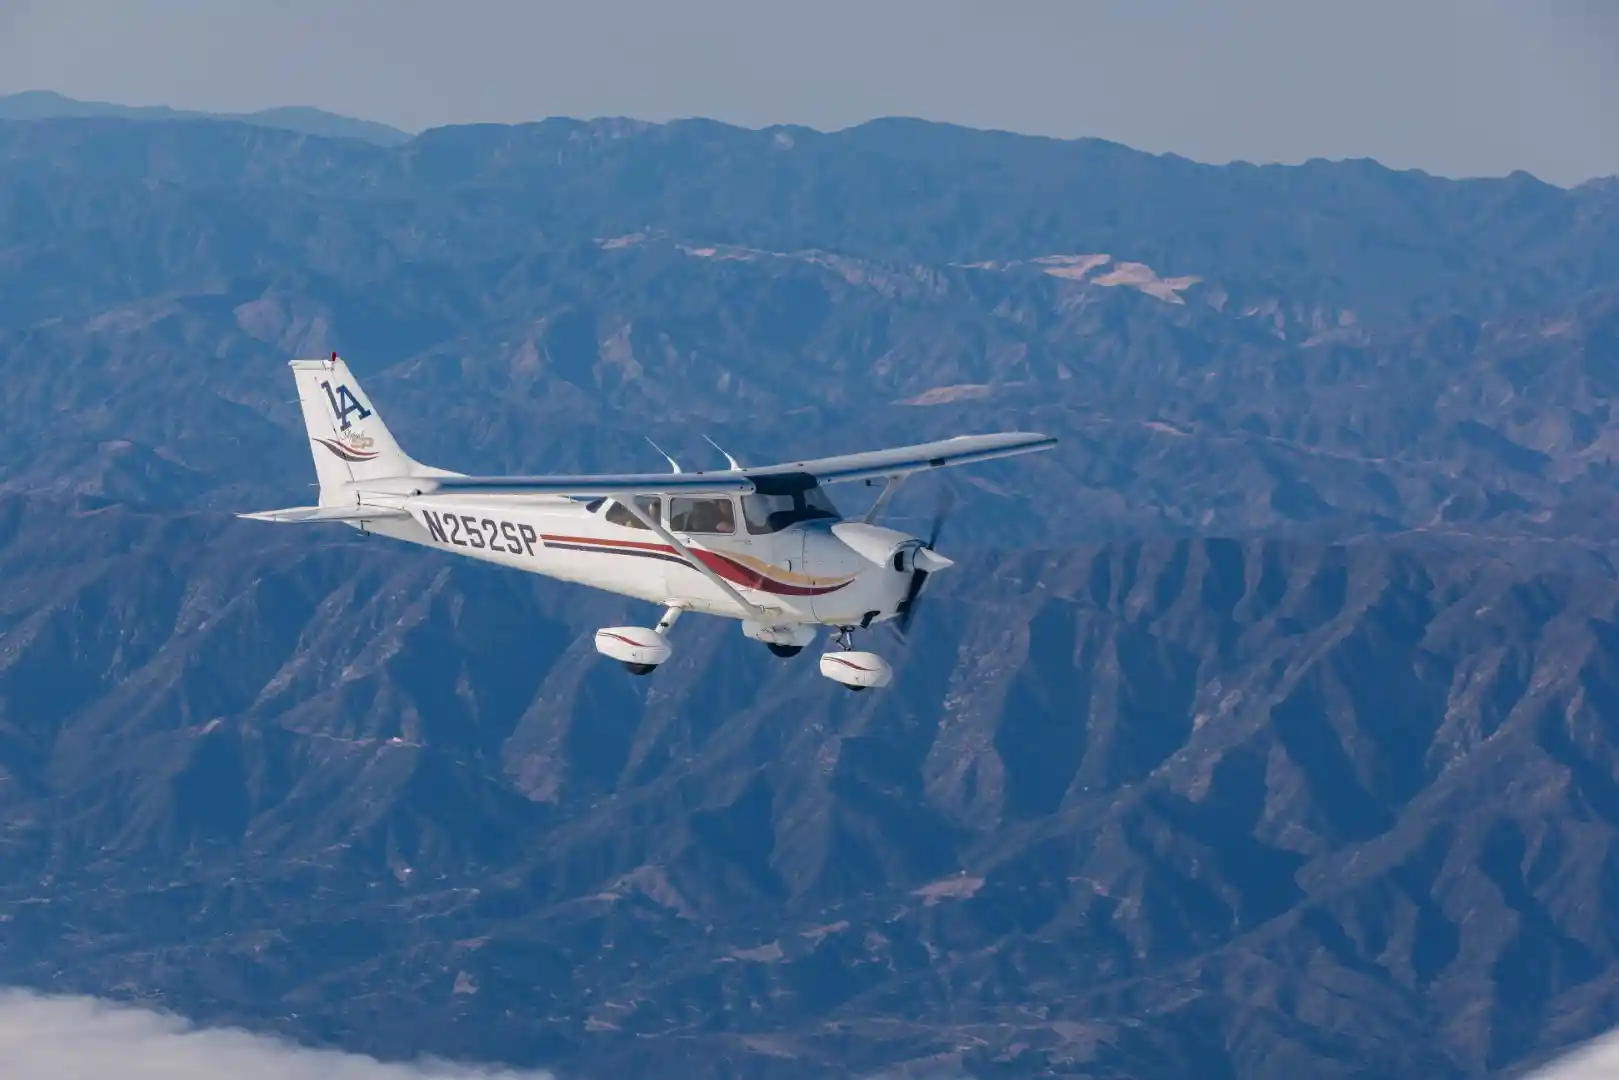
left=0, top=89, right=411, bottom=146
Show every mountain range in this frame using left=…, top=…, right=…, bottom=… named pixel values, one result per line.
left=3, top=103, right=1619, bottom=1079
left=0, top=89, right=412, bottom=145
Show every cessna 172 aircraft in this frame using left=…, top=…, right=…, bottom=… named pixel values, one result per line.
left=241, top=354, right=1056, bottom=690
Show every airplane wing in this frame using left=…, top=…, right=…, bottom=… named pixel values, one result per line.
left=419, top=472, right=757, bottom=497
left=403, top=433, right=1054, bottom=498
left=237, top=504, right=413, bottom=523
left=748, top=432, right=1057, bottom=486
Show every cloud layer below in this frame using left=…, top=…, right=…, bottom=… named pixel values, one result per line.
left=1529, top=1029, right=1619, bottom=1079
left=0, top=989, right=556, bottom=1080
left=8, top=983, right=1619, bottom=1078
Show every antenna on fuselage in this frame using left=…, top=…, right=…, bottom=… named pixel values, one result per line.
left=701, top=434, right=744, bottom=471
left=646, top=438, right=683, bottom=473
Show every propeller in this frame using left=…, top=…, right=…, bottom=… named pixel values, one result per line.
left=894, top=485, right=956, bottom=639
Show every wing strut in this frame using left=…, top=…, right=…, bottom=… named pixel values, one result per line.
left=619, top=499, right=770, bottom=621
left=861, top=474, right=906, bottom=524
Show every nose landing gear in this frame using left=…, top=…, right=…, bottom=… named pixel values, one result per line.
left=819, top=626, right=893, bottom=691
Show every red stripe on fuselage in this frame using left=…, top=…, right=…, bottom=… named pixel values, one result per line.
left=540, top=533, right=852, bottom=597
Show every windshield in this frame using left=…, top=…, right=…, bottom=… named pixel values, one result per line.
left=741, top=486, right=840, bottom=534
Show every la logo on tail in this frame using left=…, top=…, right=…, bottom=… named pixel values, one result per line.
left=319, top=356, right=373, bottom=431
left=321, top=381, right=371, bottom=430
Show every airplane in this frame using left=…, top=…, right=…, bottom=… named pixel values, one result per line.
left=240, top=354, right=1057, bottom=691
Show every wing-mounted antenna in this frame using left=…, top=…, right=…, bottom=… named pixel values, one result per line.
left=646, top=438, right=684, bottom=474
left=701, top=434, right=744, bottom=471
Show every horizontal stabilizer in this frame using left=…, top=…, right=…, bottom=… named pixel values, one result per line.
left=236, top=504, right=411, bottom=524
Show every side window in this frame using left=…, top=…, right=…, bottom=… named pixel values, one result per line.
left=742, top=493, right=792, bottom=534
left=669, top=497, right=736, bottom=534
left=604, top=496, right=661, bottom=530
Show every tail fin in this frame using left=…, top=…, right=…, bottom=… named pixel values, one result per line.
left=289, top=354, right=434, bottom=502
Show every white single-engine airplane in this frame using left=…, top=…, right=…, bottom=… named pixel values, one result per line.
left=241, top=354, right=1056, bottom=690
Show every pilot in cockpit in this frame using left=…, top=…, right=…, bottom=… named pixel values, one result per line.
left=702, top=501, right=735, bottom=533
left=681, top=497, right=734, bottom=534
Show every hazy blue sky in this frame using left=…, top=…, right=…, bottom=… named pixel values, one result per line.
left=3, top=0, right=1616, bottom=186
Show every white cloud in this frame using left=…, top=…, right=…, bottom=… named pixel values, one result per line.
left=1527, top=1029, right=1619, bottom=1079
left=0, top=989, right=557, bottom=1080
left=12, top=983, right=1619, bottom=1080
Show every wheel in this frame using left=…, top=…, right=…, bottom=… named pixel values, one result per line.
left=622, top=661, right=659, bottom=676
left=767, top=643, right=803, bottom=658
left=843, top=683, right=869, bottom=692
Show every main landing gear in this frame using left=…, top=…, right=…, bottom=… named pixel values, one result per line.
left=593, top=605, right=683, bottom=676
left=742, top=618, right=816, bottom=659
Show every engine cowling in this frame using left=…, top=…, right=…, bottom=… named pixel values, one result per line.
left=594, top=626, right=673, bottom=671
left=830, top=521, right=954, bottom=574
left=819, top=650, right=893, bottom=691
left=830, top=521, right=916, bottom=569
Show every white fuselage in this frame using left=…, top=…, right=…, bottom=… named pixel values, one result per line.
left=355, top=492, right=915, bottom=629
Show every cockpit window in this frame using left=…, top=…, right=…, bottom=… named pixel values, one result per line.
left=741, top=486, right=840, bottom=534
left=603, top=496, right=661, bottom=530
left=669, top=496, right=736, bottom=534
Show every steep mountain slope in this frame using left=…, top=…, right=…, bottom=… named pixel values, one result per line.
left=4, top=493, right=1619, bottom=1078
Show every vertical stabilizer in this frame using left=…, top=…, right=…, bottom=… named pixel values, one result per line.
left=288, top=354, right=431, bottom=502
